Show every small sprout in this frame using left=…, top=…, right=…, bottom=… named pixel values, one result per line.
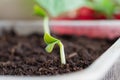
left=34, top=5, right=66, bottom=64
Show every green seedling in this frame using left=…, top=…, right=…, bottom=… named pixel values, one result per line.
left=34, top=0, right=86, bottom=65
left=34, top=5, right=66, bottom=64
left=34, top=0, right=116, bottom=64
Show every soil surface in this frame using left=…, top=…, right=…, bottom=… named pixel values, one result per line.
left=0, top=30, right=116, bottom=76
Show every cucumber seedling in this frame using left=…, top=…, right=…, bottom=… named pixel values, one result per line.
left=34, top=5, right=66, bottom=64
left=34, top=0, right=90, bottom=64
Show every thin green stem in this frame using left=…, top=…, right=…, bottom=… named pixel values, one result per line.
left=43, top=16, right=66, bottom=64
left=58, top=41, right=66, bottom=64
left=44, top=17, right=50, bottom=34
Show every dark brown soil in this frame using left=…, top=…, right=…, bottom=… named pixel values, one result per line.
left=0, top=30, right=116, bottom=76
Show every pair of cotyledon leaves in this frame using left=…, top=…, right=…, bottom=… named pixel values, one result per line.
left=34, top=5, right=60, bottom=53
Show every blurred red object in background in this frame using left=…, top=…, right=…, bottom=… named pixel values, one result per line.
left=76, top=7, right=95, bottom=20
left=95, top=13, right=107, bottom=19
left=53, top=6, right=108, bottom=20
left=114, top=14, right=120, bottom=19
left=51, top=21, right=120, bottom=39
left=51, top=7, right=120, bottom=39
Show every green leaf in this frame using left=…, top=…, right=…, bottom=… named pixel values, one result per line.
left=34, top=4, right=47, bottom=17
left=36, top=0, right=86, bottom=16
left=45, top=41, right=58, bottom=53
left=44, top=33, right=58, bottom=44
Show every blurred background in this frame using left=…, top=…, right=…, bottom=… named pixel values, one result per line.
left=0, top=0, right=120, bottom=39
left=0, top=0, right=120, bottom=20
left=0, top=0, right=37, bottom=20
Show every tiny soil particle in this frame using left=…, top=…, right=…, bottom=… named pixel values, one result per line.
left=0, top=31, right=117, bottom=76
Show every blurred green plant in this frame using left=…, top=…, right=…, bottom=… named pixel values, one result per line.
left=87, top=0, right=116, bottom=18
left=35, top=0, right=86, bottom=17
left=35, top=0, right=117, bottom=18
